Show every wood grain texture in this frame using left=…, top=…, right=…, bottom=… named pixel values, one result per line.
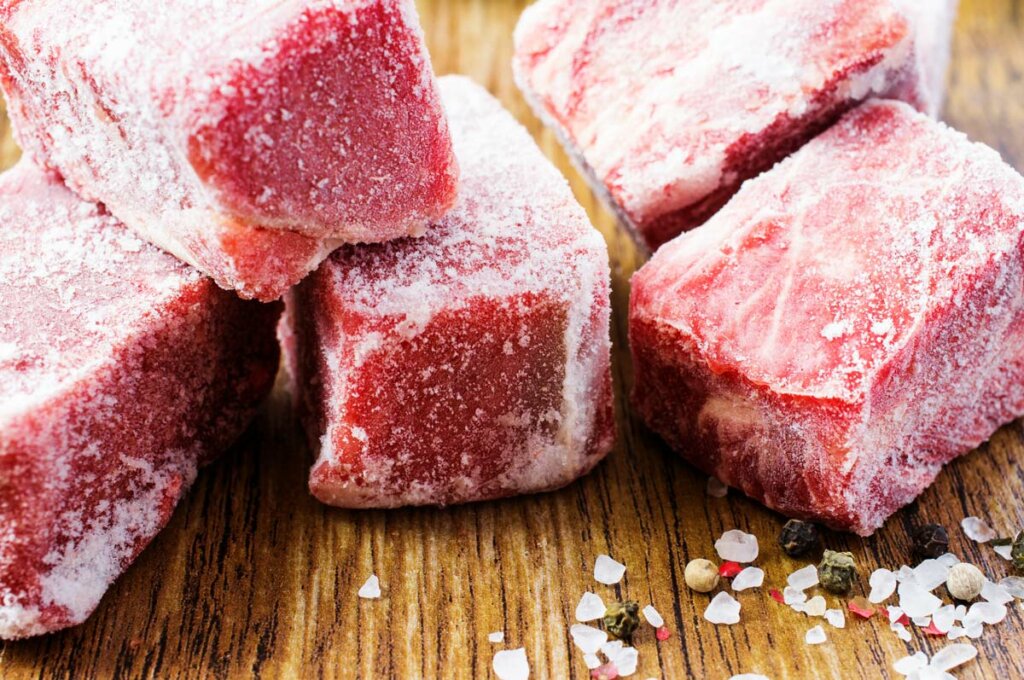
left=1, top=1, right=1023, bottom=678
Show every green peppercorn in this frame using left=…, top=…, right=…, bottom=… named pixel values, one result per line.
left=912, top=523, right=949, bottom=561
left=1012, top=531, right=1024, bottom=573
left=779, top=519, right=820, bottom=557
left=603, top=601, right=640, bottom=641
left=818, top=550, right=857, bottom=594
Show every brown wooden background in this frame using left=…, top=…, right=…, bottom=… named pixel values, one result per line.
left=1, top=1, right=1023, bottom=678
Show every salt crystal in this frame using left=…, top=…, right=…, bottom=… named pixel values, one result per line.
left=937, top=554, right=961, bottom=568
left=965, top=622, right=984, bottom=639
left=783, top=587, right=808, bottom=605
left=946, top=626, right=967, bottom=640
left=896, top=565, right=918, bottom=584
left=913, top=559, right=951, bottom=591
left=898, top=581, right=942, bottom=618
left=493, top=648, right=530, bottom=680
left=358, top=575, right=381, bottom=599
left=571, top=624, right=608, bottom=655
left=892, top=623, right=912, bottom=642
left=707, top=477, right=729, bottom=498
left=643, top=604, right=665, bottom=628
left=584, top=654, right=601, bottom=670
left=576, top=592, right=607, bottom=622
left=887, top=606, right=908, bottom=624
left=929, top=643, right=977, bottom=672
left=787, top=565, right=819, bottom=591
left=824, top=609, right=846, bottom=629
left=994, top=544, right=1013, bottom=560
left=715, top=530, right=759, bottom=563
left=981, top=580, right=1013, bottom=605
left=954, top=605, right=967, bottom=621
left=595, top=555, right=627, bottom=585
left=893, top=652, right=929, bottom=675
left=607, top=645, right=639, bottom=676
left=967, top=601, right=1007, bottom=625
left=961, top=517, right=997, bottom=543
left=869, top=569, right=898, bottom=603
left=804, top=626, right=826, bottom=645
left=489, top=632, right=505, bottom=643
left=913, top=616, right=932, bottom=627
left=932, top=605, right=956, bottom=633
left=794, top=596, right=827, bottom=617
left=704, top=592, right=742, bottom=625
left=999, top=576, right=1024, bottom=599
left=732, top=567, right=765, bottom=592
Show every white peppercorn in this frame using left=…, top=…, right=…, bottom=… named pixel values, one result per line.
left=685, top=558, right=720, bottom=593
left=947, top=563, right=985, bottom=601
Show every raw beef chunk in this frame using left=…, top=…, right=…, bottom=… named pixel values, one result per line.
left=0, top=164, right=280, bottom=638
left=284, top=77, right=614, bottom=507
left=513, top=0, right=938, bottom=251
left=630, top=100, right=1024, bottom=535
left=0, top=0, right=458, bottom=300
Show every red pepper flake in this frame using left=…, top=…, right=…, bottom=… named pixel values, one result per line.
left=922, top=621, right=945, bottom=636
left=847, top=597, right=876, bottom=619
left=591, top=663, right=620, bottom=680
left=769, top=589, right=785, bottom=604
left=656, top=626, right=672, bottom=641
left=719, top=561, right=743, bottom=578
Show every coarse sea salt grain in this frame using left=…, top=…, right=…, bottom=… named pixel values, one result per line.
left=937, top=554, right=961, bottom=568
left=715, top=530, right=759, bottom=563
left=595, top=555, right=627, bottom=585
left=731, top=567, right=765, bottom=592
left=913, top=559, right=951, bottom=591
left=967, top=601, right=1007, bottom=625
left=995, top=544, right=1013, bottom=560
left=643, top=604, right=665, bottom=628
left=571, top=624, right=608, bottom=655
left=783, top=587, right=808, bottom=606
left=981, top=580, right=1014, bottom=605
left=707, top=476, right=729, bottom=498
left=1000, top=576, right=1024, bottom=599
left=869, top=569, right=898, bottom=603
left=358, top=575, right=381, bottom=599
left=894, top=651, right=929, bottom=675
left=930, top=643, right=978, bottom=672
left=892, top=623, right=912, bottom=642
left=788, top=565, right=819, bottom=591
left=603, top=643, right=639, bottom=676
left=489, top=632, right=505, bottom=643
left=493, top=648, right=530, bottom=680
left=805, top=626, right=827, bottom=645
left=793, top=596, right=827, bottom=617
left=898, top=581, right=942, bottom=618
left=961, top=517, right=997, bottom=543
left=576, top=592, right=606, bottom=622
left=583, top=653, right=601, bottom=670
left=932, top=605, right=956, bottom=633
left=824, top=609, right=846, bottom=629
left=704, top=592, right=742, bottom=625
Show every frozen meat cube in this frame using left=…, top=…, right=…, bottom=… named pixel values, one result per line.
left=629, top=100, right=1024, bottom=536
left=513, top=0, right=934, bottom=251
left=0, top=163, right=281, bottom=638
left=0, top=0, right=458, bottom=300
left=893, top=0, right=960, bottom=116
left=284, top=76, right=614, bottom=507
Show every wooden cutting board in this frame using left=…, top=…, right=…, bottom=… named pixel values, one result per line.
left=1, top=1, right=1023, bottom=678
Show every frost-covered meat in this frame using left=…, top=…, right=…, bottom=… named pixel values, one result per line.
left=284, top=76, right=614, bottom=507
left=630, top=100, right=1024, bottom=536
left=893, top=0, right=959, bottom=116
left=0, top=0, right=458, bottom=300
left=0, top=164, right=280, bottom=638
left=513, top=0, right=934, bottom=251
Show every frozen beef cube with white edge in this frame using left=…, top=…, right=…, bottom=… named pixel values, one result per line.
left=513, top=0, right=939, bottom=251
left=283, top=76, right=615, bottom=507
left=0, top=163, right=280, bottom=639
left=0, top=0, right=458, bottom=300
left=630, top=100, right=1024, bottom=535
left=893, top=0, right=960, bottom=116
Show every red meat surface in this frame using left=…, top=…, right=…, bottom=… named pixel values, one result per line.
left=0, top=0, right=458, bottom=300
left=284, top=77, right=615, bottom=507
left=630, top=100, right=1024, bottom=536
left=513, top=0, right=946, bottom=252
left=0, top=164, right=281, bottom=638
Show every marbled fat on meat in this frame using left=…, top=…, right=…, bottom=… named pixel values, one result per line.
left=284, top=76, right=614, bottom=507
left=513, top=0, right=945, bottom=251
left=0, top=164, right=280, bottom=638
left=630, top=100, right=1024, bottom=535
left=0, top=0, right=458, bottom=300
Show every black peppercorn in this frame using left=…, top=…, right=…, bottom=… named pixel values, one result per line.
left=1012, top=531, right=1024, bottom=573
left=779, top=519, right=820, bottom=557
left=819, top=550, right=857, bottom=594
left=912, top=523, right=949, bottom=561
left=603, top=601, right=640, bottom=641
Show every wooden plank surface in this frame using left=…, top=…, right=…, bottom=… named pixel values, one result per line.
left=2, top=1, right=1023, bottom=677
